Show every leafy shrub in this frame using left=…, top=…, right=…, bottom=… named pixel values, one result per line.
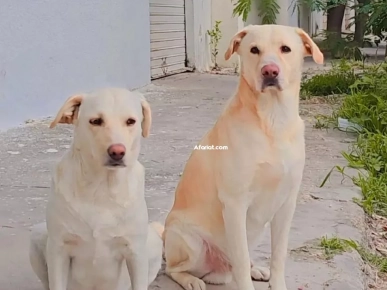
left=301, top=61, right=358, bottom=96
left=301, top=72, right=357, bottom=96
left=337, top=93, right=387, bottom=134
left=336, top=62, right=387, bottom=134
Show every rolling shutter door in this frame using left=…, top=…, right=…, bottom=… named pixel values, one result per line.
left=150, top=0, right=187, bottom=79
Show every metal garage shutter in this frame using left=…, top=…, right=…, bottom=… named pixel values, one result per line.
left=150, top=0, right=187, bottom=79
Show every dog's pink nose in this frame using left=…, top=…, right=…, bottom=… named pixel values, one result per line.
left=107, top=144, right=126, bottom=161
left=261, top=64, right=279, bottom=78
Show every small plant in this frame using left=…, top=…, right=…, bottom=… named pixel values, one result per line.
left=233, top=61, right=239, bottom=74
left=207, top=21, right=222, bottom=71
left=320, top=236, right=350, bottom=259
left=313, top=115, right=330, bottom=129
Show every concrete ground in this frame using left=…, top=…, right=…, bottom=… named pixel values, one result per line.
left=0, top=71, right=367, bottom=290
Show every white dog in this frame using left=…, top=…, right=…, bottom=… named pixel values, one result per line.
left=29, top=88, right=163, bottom=290
left=161, top=25, right=324, bottom=290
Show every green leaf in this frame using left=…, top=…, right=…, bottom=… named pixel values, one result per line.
left=232, top=0, right=252, bottom=22
left=258, top=0, right=280, bottom=24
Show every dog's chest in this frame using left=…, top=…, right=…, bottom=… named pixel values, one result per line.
left=59, top=203, right=132, bottom=259
left=250, top=134, right=303, bottom=180
left=48, top=189, right=139, bottom=259
left=55, top=203, right=134, bottom=290
left=57, top=200, right=136, bottom=247
left=246, top=135, right=305, bottom=222
left=67, top=235, right=129, bottom=290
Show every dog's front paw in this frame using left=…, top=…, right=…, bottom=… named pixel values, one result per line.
left=251, top=265, right=270, bottom=282
left=182, top=276, right=206, bottom=290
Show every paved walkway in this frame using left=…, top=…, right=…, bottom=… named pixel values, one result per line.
left=0, top=72, right=366, bottom=290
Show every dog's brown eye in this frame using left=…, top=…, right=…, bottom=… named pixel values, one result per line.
left=126, top=118, right=136, bottom=126
left=89, top=118, right=103, bottom=126
left=250, top=47, right=260, bottom=54
left=281, top=45, right=291, bottom=53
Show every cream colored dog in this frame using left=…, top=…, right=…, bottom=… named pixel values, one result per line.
left=161, top=25, right=324, bottom=290
left=29, top=88, right=163, bottom=290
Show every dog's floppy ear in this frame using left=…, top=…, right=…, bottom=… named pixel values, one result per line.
left=49, top=95, right=84, bottom=128
left=140, top=97, right=152, bottom=138
left=224, top=27, right=249, bottom=61
left=296, top=28, right=324, bottom=64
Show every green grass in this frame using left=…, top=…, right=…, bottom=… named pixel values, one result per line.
left=306, top=60, right=387, bottom=277
left=357, top=246, right=387, bottom=273
left=319, top=236, right=387, bottom=272
left=309, top=60, right=387, bottom=218
left=320, top=236, right=350, bottom=259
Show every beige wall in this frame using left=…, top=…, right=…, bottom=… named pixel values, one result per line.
left=210, top=0, right=242, bottom=68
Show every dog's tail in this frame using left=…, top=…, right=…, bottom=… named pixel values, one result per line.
left=150, top=221, right=165, bottom=239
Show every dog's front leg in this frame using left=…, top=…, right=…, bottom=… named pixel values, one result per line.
left=46, top=238, right=70, bottom=290
left=269, top=190, right=298, bottom=290
left=222, top=201, right=255, bottom=290
left=125, top=239, right=149, bottom=290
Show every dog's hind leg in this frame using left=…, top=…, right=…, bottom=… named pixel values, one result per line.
left=29, top=223, right=49, bottom=290
left=164, top=226, right=206, bottom=290
left=164, top=225, right=231, bottom=290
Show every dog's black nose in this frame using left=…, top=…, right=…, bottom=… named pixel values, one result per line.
left=107, top=144, right=126, bottom=161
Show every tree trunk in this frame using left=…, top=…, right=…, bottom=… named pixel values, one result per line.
left=326, top=3, right=346, bottom=57
left=327, top=4, right=346, bottom=37
left=354, top=0, right=370, bottom=45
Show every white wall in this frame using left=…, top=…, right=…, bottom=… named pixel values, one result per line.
left=189, top=0, right=212, bottom=72
left=0, top=0, right=150, bottom=129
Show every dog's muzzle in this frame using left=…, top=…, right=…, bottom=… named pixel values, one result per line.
left=105, top=143, right=126, bottom=168
left=261, top=77, right=281, bottom=91
left=105, top=159, right=126, bottom=168
left=261, top=63, right=282, bottom=91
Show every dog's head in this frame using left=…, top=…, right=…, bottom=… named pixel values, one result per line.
left=225, top=25, right=323, bottom=93
left=49, top=88, right=151, bottom=169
